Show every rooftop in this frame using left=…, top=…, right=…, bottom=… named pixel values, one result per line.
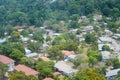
left=26, top=52, right=38, bottom=57
left=101, top=51, right=111, bottom=60
left=43, top=77, right=54, bottom=80
left=14, top=64, right=38, bottom=76
left=0, top=55, right=15, bottom=64
left=106, top=69, right=120, bottom=77
left=54, top=61, right=78, bottom=74
left=40, top=56, right=50, bottom=61
left=62, top=50, right=74, bottom=56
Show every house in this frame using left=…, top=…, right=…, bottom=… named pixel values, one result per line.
left=61, top=50, right=76, bottom=60
left=62, top=50, right=74, bottom=56
left=43, top=77, right=54, bottom=80
left=14, top=64, right=39, bottom=78
left=106, top=69, right=120, bottom=80
left=21, top=36, right=29, bottom=43
left=0, top=39, right=6, bottom=44
left=25, top=48, right=32, bottom=55
left=101, top=51, right=111, bottom=61
left=53, top=33, right=61, bottom=36
left=40, top=56, right=50, bottom=61
left=67, top=54, right=76, bottom=61
left=112, top=34, right=120, bottom=40
left=0, top=55, right=15, bottom=71
left=98, top=43, right=114, bottom=51
left=104, top=29, right=113, bottom=35
left=54, top=61, right=78, bottom=76
left=98, top=37, right=112, bottom=44
left=26, top=52, right=38, bottom=58
left=93, top=15, right=102, bottom=21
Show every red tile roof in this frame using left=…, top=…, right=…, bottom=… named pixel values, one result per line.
left=40, top=56, right=50, bottom=61
left=14, top=64, right=39, bottom=76
left=61, top=50, right=74, bottom=56
left=0, top=55, right=15, bottom=64
left=43, top=77, right=54, bottom=80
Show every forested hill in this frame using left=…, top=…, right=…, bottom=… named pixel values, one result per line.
left=0, top=0, right=120, bottom=26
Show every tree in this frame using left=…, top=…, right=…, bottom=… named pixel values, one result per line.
left=76, top=28, right=82, bottom=34
left=108, top=22, right=118, bottom=33
left=9, top=49, right=24, bottom=61
left=36, top=61, right=54, bottom=79
left=88, top=56, right=97, bottom=67
left=9, top=71, right=38, bottom=80
left=21, top=30, right=29, bottom=37
left=46, top=36, right=51, bottom=42
left=87, top=50, right=102, bottom=67
left=113, top=58, right=120, bottom=69
left=9, top=71, right=27, bottom=80
left=85, top=32, right=96, bottom=44
left=69, top=21, right=79, bottom=28
left=72, top=68, right=106, bottom=80
left=33, top=31, right=44, bottom=43
left=52, top=36, right=65, bottom=45
left=102, top=45, right=110, bottom=51
left=48, top=45, right=62, bottom=60
left=8, top=11, right=28, bottom=25
left=28, top=42, right=41, bottom=52
left=70, top=14, right=79, bottom=21
left=10, top=31, right=21, bottom=42
left=0, top=63, right=8, bottom=80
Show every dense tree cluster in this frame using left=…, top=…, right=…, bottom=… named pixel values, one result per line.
left=0, top=0, right=120, bottom=27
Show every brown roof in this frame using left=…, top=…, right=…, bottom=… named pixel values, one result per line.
left=43, top=77, right=54, bottom=80
left=40, top=56, right=50, bottom=61
left=61, top=50, right=74, bottom=56
left=0, top=55, right=15, bottom=64
left=14, top=64, right=38, bottom=76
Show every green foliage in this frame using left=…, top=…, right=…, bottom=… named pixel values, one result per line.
left=9, top=49, right=24, bottom=61
left=113, top=58, right=120, bottom=69
left=85, top=32, right=96, bottom=44
left=9, top=71, right=38, bottom=80
left=20, top=30, right=29, bottom=37
left=28, top=42, right=41, bottom=52
left=0, top=63, right=8, bottom=80
left=72, top=68, right=106, bottom=80
left=36, top=61, right=54, bottom=79
left=69, top=21, right=79, bottom=29
left=33, top=31, right=44, bottom=43
left=48, top=45, right=62, bottom=60
left=0, top=42, right=25, bottom=57
left=87, top=50, right=102, bottom=67
left=0, top=25, right=14, bottom=38
left=102, top=45, right=110, bottom=51
left=108, top=22, right=118, bottom=32
left=52, top=36, right=65, bottom=45
left=70, top=14, right=80, bottom=21
left=76, top=28, right=82, bottom=34
left=10, top=31, right=21, bottom=42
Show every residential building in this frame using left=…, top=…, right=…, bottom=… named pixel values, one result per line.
left=106, top=69, right=120, bottom=80
left=14, top=64, right=39, bottom=78
left=99, top=37, right=112, bottom=44
left=54, top=61, right=78, bottom=76
left=43, top=77, right=54, bottom=80
left=26, top=52, right=38, bottom=58
left=101, top=51, right=111, bottom=61
left=0, top=55, right=15, bottom=71
left=40, top=56, right=50, bottom=61
left=61, top=50, right=76, bottom=61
